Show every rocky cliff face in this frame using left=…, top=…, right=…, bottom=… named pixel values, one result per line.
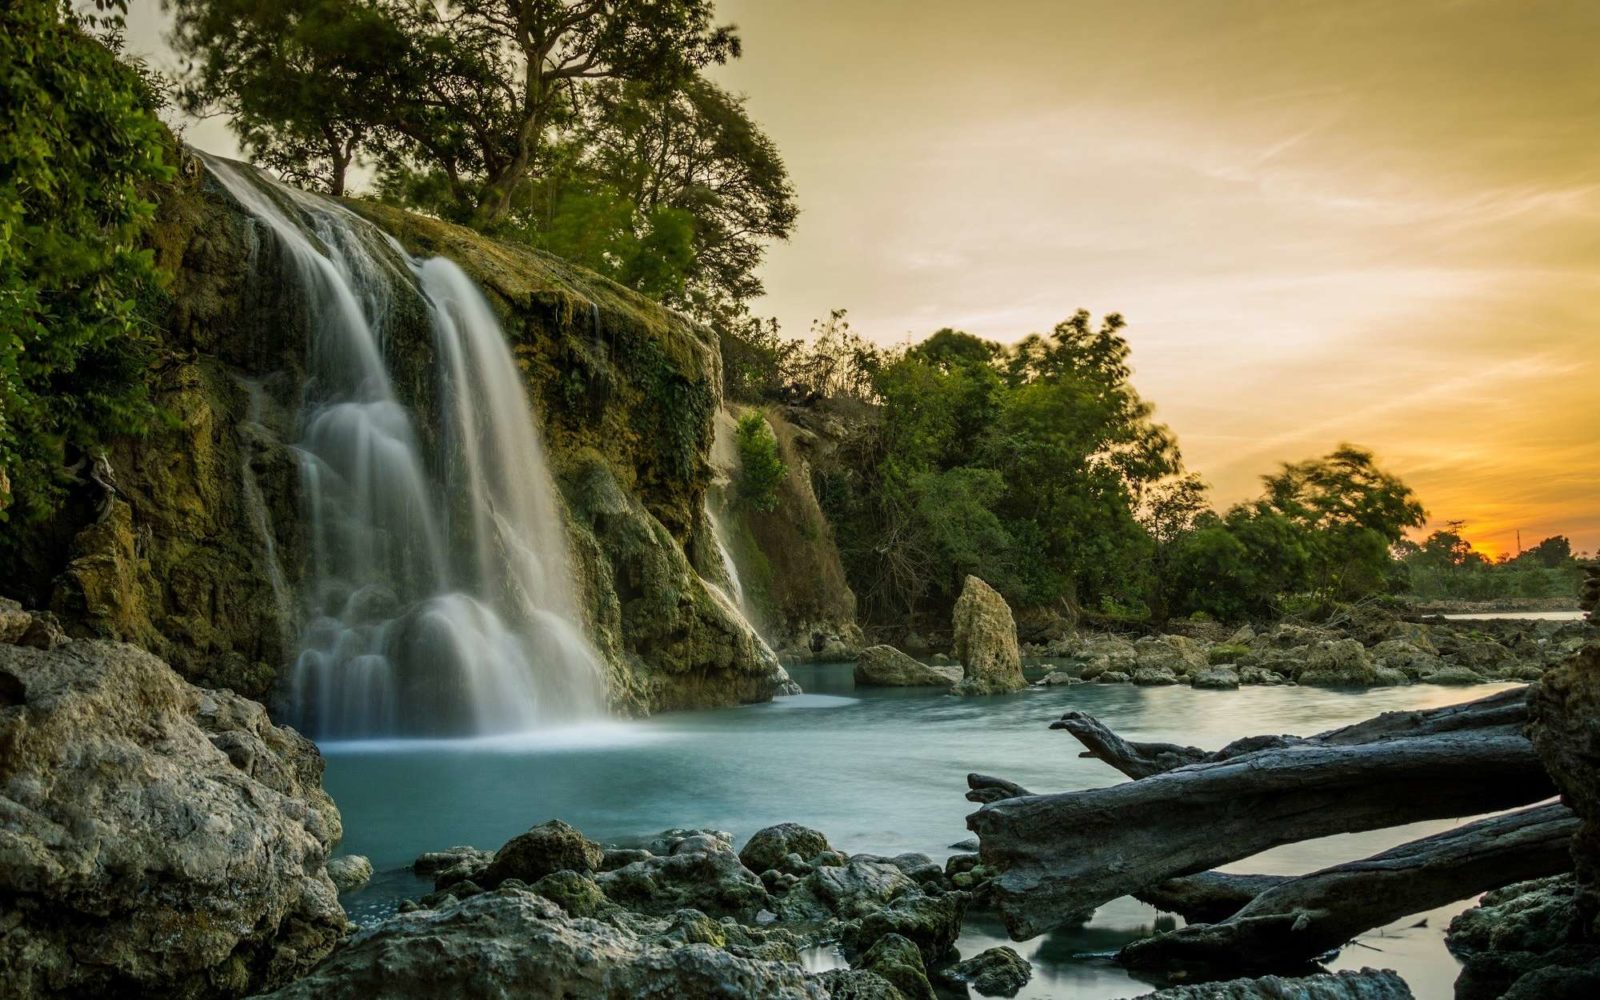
left=706, top=405, right=863, bottom=662
left=0, top=157, right=789, bottom=716
left=0, top=608, right=346, bottom=998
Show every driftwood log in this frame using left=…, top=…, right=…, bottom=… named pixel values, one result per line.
left=1134, top=873, right=1290, bottom=924
left=1119, top=803, right=1578, bottom=974
left=967, top=729, right=1556, bottom=938
left=1054, top=686, right=1529, bottom=780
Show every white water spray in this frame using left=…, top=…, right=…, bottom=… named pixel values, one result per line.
left=204, top=155, right=605, bottom=739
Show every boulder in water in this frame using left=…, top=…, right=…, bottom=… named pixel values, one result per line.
left=484, top=819, right=605, bottom=886
left=0, top=637, right=345, bottom=998
left=775, top=858, right=917, bottom=922
left=1531, top=642, right=1600, bottom=936
left=328, top=855, right=374, bottom=892
left=596, top=838, right=769, bottom=919
left=942, top=945, right=1032, bottom=997
left=1294, top=639, right=1377, bottom=687
left=741, top=823, right=833, bottom=873
left=856, top=932, right=936, bottom=1000
left=844, top=889, right=969, bottom=965
left=852, top=645, right=961, bottom=688
left=1192, top=666, right=1241, bottom=690
left=952, top=576, right=1025, bottom=695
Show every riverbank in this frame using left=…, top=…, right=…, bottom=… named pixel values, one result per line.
left=324, top=666, right=1530, bottom=998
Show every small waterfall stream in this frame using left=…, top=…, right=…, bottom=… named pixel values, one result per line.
left=205, top=155, right=606, bottom=739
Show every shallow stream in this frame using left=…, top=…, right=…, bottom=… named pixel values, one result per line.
left=327, top=665, right=1520, bottom=999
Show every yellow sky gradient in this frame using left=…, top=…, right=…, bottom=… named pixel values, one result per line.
left=126, top=0, right=1599, bottom=556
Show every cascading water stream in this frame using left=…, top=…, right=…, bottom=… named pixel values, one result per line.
left=203, top=154, right=606, bottom=740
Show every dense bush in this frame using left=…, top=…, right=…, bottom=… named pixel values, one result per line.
left=0, top=0, right=171, bottom=524
left=734, top=411, right=786, bottom=513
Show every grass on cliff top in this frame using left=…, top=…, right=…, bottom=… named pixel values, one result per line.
left=348, top=201, right=710, bottom=373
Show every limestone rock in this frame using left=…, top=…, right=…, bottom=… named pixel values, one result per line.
left=844, top=889, right=969, bottom=965
left=595, top=838, right=769, bottom=919
left=484, top=819, right=604, bottom=887
left=414, top=845, right=493, bottom=878
left=852, top=645, right=960, bottom=688
left=856, top=932, right=935, bottom=1000
left=811, top=969, right=905, bottom=999
left=327, top=855, right=374, bottom=892
left=0, top=638, right=345, bottom=998
left=1192, top=666, right=1241, bottom=690
left=741, top=823, right=833, bottom=874
left=1294, top=639, right=1376, bottom=687
left=942, top=945, right=1032, bottom=997
left=776, top=859, right=917, bottom=922
left=1132, top=665, right=1180, bottom=686
left=1530, top=642, right=1600, bottom=935
left=951, top=576, right=1025, bottom=695
left=255, top=888, right=827, bottom=999
left=1127, top=968, right=1414, bottom=999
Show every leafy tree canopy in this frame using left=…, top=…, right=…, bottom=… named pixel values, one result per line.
left=1, top=0, right=170, bottom=525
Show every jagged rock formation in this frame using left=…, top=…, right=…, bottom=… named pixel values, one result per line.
left=0, top=159, right=794, bottom=715
left=952, top=576, right=1026, bottom=695
left=706, top=405, right=863, bottom=662
left=255, top=889, right=826, bottom=1000
left=0, top=622, right=346, bottom=998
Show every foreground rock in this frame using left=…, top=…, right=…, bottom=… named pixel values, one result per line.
left=952, top=576, right=1026, bottom=695
left=942, top=946, right=1031, bottom=996
left=1129, top=968, right=1413, bottom=999
left=1447, top=875, right=1600, bottom=1000
left=852, top=645, right=961, bottom=688
left=0, top=636, right=346, bottom=998
left=1530, top=642, right=1600, bottom=933
left=257, top=889, right=825, bottom=999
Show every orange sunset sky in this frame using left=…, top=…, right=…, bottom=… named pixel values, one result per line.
left=127, top=0, right=1599, bottom=557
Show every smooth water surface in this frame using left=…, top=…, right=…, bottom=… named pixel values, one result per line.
left=327, top=670, right=1519, bottom=999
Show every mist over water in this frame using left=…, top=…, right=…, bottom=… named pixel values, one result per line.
left=205, top=155, right=606, bottom=739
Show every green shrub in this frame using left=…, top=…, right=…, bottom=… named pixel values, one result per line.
left=1208, top=643, right=1251, bottom=664
left=735, top=411, right=785, bottom=513
left=0, top=0, right=171, bottom=524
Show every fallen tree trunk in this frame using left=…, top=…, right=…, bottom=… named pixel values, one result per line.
left=1119, top=803, right=1578, bottom=975
left=1054, top=686, right=1529, bottom=780
left=967, top=730, right=1556, bottom=938
left=1134, top=873, right=1290, bottom=924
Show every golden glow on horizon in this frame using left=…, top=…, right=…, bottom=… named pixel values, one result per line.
left=124, top=0, right=1600, bottom=554
left=708, top=0, right=1600, bottom=556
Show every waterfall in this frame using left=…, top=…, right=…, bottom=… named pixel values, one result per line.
left=705, top=501, right=749, bottom=616
left=204, top=155, right=606, bottom=739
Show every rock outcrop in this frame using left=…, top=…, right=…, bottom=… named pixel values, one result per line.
left=0, top=631, right=346, bottom=998
left=1127, top=968, right=1413, bottom=999
left=256, top=889, right=826, bottom=1000
left=852, top=645, right=961, bottom=688
left=1530, top=642, right=1600, bottom=937
left=951, top=576, right=1025, bottom=695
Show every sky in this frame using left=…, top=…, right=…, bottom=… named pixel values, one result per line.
left=124, top=0, right=1600, bottom=557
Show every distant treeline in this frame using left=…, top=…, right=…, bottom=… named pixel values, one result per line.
left=1398, top=529, right=1585, bottom=602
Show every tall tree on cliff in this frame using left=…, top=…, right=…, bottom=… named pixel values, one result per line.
left=170, top=0, right=741, bottom=221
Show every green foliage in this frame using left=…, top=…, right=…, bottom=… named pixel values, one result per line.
left=0, top=0, right=170, bottom=524
left=1208, top=643, right=1250, bottom=664
left=734, top=411, right=785, bottom=513
left=813, top=311, right=1176, bottom=623
left=1398, top=525, right=1583, bottom=602
left=174, top=1, right=793, bottom=327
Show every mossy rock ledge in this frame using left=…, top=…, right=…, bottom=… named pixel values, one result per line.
left=0, top=160, right=791, bottom=716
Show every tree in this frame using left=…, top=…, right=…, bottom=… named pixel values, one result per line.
left=734, top=411, right=785, bottom=513
left=1, top=0, right=170, bottom=525
left=1140, top=474, right=1211, bottom=623
left=1260, top=445, right=1424, bottom=601
left=169, top=0, right=426, bottom=195
left=1516, top=535, right=1573, bottom=570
